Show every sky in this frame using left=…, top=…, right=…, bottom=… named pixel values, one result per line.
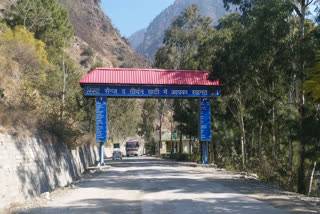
left=101, top=0, right=175, bottom=37
left=101, top=1, right=319, bottom=38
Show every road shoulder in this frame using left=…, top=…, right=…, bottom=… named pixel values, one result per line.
left=169, top=159, right=320, bottom=214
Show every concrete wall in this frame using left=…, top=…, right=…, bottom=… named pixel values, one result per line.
left=0, top=133, right=100, bottom=211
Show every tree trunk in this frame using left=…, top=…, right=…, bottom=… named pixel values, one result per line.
left=250, top=129, right=254, bottom=159
left=179, top=123, right=183, bottom=154
left=189, top=137, right=192, bottom=155
left=289, top=128, right=293, bottom=183
left=213, top=139, right=218, bottom=164
left=237, top=87, right=246, bottom=169
left=258, top=121, right=264, bottom=167
left=200, top=142, right=203, bottom=163
left=170, top=116, right=173, bottom=155
left=240, top=116, right=246, bottom=169
left=272, top=104, right=276, bottom=158
left=239, top=102, right=246, bottom=169
left=157, top=99, right=166, bottom=157
left=209, top=141, right=214, bottom=163
left=158, top=114, right=162, bottom=157
left=308, top=161, right=317, bottom=196
left=61, top=38, right=67, bottom=120
left=296, top=1, right=307, bottom=194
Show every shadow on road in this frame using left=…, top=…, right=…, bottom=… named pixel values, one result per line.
left=19, top=157, right=317, bottom=214
left=24, top=197, right=276, bottom=214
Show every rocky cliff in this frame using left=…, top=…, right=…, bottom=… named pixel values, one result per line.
left=130, top=0, right=229, bottom=61
left=58, top=0, right=150, bottom=69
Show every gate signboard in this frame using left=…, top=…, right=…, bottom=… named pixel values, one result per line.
left=85, top=85, right=220, bottom=98
left=199, top=98, right=211, bottom=141
left=80, top=68, right=221, bottom=165
left=96, top=97, right=107, bottom=142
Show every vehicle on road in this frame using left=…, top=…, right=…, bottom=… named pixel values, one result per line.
left=112, top=151, right=122, bottom=160
left=125, top=141, right=139, bottom=156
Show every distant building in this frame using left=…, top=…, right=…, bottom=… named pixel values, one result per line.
left=159, top=132, right=195, bottom=154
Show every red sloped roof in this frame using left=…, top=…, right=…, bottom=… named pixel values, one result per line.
left=79, top=68, right=219, bottom=86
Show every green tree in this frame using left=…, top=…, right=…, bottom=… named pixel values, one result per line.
left=156, top=99, right=168, bottom=156
left=139, top=99, right=157, bottom=143
left=154, top=4, right=213, bottom=70
left=0, top=24, right=48, bottom=70
left=305, top=51, right=320, bottom=101
left=4, top=0, right=75, bottom=122
left=107, top=98, right=141, bottom=142
left=173, top=99, right=198, bottom=154
left=154, top=5, right=213, bottom=157
left=5, top=0, right=73, bottom=56
left=0, top=24, right=49, bottom=105
left=222, top=0, right=320, bottom=194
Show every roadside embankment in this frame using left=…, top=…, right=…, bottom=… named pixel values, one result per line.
left=0, top=132, right=99, bottom=212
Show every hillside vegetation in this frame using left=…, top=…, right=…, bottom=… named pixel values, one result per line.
left=0, top=0, right=148, bottom=148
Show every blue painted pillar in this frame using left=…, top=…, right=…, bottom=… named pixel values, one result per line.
left=99, top=142, right=104, bottom=166
left=202, top=142, right=208, bottom=164
left=199, top=98, right=211, bottom=164
left=96, top=97, right=107, bottom=166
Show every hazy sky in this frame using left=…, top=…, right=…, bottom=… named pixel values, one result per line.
left=101, top=0, right=175, bottom=37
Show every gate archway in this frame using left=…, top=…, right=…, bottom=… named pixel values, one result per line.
left=79, top=68, right=220, bottom=165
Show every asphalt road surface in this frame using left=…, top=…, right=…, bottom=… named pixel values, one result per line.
left=24, top=157, right=297, bottom=214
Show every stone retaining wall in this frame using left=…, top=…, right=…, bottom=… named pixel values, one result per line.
left=0, top=133, right=99, bottom=211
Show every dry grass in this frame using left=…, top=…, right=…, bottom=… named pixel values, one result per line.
left=0, top=102, right=42, bottom=135
left=0, top=102, right=63, bottom=146
left=76, top=133, right=96, bottom=146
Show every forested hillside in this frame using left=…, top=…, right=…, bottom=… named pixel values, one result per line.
left=129, top=0, right=229, bottom=61
left=154, top=2, right=320, bottom=196
left=0, top=0, right=148, bottom=148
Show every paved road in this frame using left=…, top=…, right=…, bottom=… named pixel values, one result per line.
left=26, top=157, right=290, bottom=214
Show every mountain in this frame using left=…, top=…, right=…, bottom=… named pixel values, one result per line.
left=57, top=0, right=150, bottom=69
left=129, top=28, right=147, bottom=51
left=129, top=0, right=229, bottom=61
left=1, top=0, right=151, bottom=69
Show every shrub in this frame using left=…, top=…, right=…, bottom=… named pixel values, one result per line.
left=189, top=153, right=201, bottom=162
left=82, top=47, right=94, bottom=57
left=43, top=114, right=82, bottom=149
left=169, top=152, right=200, bottom=162
left=160, top=153, right=169, bottom=158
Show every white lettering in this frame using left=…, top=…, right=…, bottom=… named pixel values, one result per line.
left=148, top=88, right=160, bottom=95
left=192, top=90, right=208, bottom=96
left=163, top=89, right=168, bottom=94
left=171, top=90, right=188, bottom=95
left=105, top=87, right=118, bottom=94
left=87, top=87, right=100, bottom=94
left=129, top=88, right=144, bottom=95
